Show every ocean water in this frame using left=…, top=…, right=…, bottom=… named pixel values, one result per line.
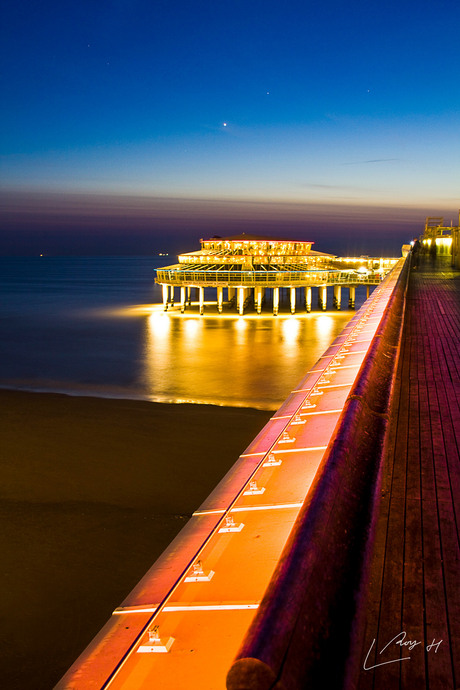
left=0, top=257, right=369, bottom=409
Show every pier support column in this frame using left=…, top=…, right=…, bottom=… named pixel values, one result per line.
left=349, top=286, right=356, bottom=309
left=318, top=285, right=327, bottom=311
left=199, top=287, right=204, bottom=315
left=290, top=287, right=296, bottom=314
left=180, top=286, right=186, bottom=313
left=217, top=286, right=223, bottom=313
left=187, top=286, right=191, bottom=305
left=366, top=286, right=370, bottom=299
left=333, top=285, right=342, bottom=310
left=162, top=284, right=169, bottom=311
left=273, top=287, right=279, bottom=316
left=305, top=286, right=312, bottom=313
left=237, top=287, right=245, bottom=315
left=169, top=285, right=175, bottom=306
left=255, top=286, right=263, bottom=314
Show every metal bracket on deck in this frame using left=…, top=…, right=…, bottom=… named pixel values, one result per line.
left=137, top=626, right=175, bottom=653
left=184, top=560, right=215, bottom=582
left=310, top=387, right=324, bottom=397
left=279, top=430, right=295, bottom=444
left=219, top=515, right=244, bottom=533
left=244, top=480, right=265, bottom=495
left=263, top=452, right=282, bottom=467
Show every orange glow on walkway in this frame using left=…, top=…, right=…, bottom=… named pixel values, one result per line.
left=56, top=260, right=405, bottom=690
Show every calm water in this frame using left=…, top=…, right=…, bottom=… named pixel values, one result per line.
left=0, top=257, right=368, bottom=409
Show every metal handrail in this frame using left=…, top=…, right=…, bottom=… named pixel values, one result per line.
left=155, top=269, right=388, bottom=286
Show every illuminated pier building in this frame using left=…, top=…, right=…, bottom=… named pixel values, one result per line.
left=421, top=214, right=459, bottom=258
left=155, top=234, right=399, bottom=315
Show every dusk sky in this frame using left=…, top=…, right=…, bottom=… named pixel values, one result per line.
left=1, top=0, right=459, bottom=255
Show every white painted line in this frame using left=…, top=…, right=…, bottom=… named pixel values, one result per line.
left=231, top=502, right=303, bottom=513
left=299, top=409, right=342, bottom=416
left=274, top=445, right=328, bottom=454
left=327, top=364, right=361, bottom=370
left=316, top=382, right=354, bottom=389
left=163, top=604, right=260, bottom=612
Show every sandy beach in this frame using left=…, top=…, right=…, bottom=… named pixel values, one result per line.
left=0, top=389, right=272, bottom=689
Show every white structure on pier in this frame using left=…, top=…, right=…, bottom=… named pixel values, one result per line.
left=155, top=234, right=399, bottom=315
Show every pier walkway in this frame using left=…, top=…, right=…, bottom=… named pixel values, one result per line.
left=350, top=255, right=460, bottom=689
left=56, top=255, right=460, bottom=689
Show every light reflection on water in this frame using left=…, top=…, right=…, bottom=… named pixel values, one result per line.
left=143, top=309, right=353, bottom=409
left=0, top=257, right=367, bottom=409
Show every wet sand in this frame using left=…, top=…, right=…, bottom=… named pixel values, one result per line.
left=0, top=390, right=272, bottom=689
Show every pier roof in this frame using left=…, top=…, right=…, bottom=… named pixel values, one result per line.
left=203, top=233, right=315, bottom=244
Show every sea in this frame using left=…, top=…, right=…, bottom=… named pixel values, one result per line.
left=0, top=256, right=370, bottom=410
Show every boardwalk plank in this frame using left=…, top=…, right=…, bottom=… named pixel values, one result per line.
left=353, top=257, right=460, bottom=690
left=437, top=499, right=460, bottom=687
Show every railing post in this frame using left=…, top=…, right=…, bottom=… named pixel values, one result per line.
left=349, top=286, right=356, bottom=309
left=255, top=286, right=263, bottom=314
left=305, top=286, right=311, bottom=313
left=217, top=286, right=223, bottom=313
left=290, top=287, right=296, bottom=314
left=238, top=287, right=245, bottom=315
left=162, top=284, right=168, bottom=311
left=318, top=285, right=327, bottom=310
left=273, top=287, right=279, bottom=316
left=333, top=285, right=341, bottom=310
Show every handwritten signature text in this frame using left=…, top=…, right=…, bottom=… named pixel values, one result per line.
left=363, top=631, right=443, bottom=670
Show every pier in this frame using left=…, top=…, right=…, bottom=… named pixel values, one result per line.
left=155, top=235, right=400, bottom=315
left=56, top=247, right=459, bottom=689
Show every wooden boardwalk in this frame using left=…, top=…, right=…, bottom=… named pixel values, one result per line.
left=353, top=256, right=460, bottom=690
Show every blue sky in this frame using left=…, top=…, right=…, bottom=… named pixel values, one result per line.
left=1, top=0, right=459, bottom=254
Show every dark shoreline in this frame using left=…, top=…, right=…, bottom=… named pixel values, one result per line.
left=0, top=389, right=272, bottom=689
